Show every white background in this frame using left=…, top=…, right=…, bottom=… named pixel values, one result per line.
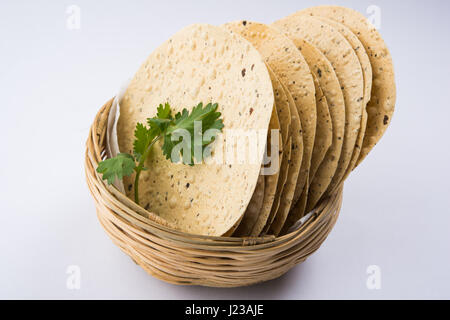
left=1, top=0, right=449, bottom=299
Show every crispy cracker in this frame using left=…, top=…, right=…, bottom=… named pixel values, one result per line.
left=300, top=6, right=396, bottom=167
left=268, top=82, right=303, bottom=235
left=118, top=24, right=274, bottom=236
left=280, top=38, right=345, bottom=229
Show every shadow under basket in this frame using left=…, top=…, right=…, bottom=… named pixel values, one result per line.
left=85, top=99, right=343, bottom=288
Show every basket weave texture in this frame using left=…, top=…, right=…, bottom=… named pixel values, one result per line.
left=85, top=99, right=343, bottom=287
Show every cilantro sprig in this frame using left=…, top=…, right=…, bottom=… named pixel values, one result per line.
left=97, top=102, right=224, bottom=205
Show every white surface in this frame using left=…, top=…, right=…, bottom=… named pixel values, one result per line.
left=1, top=0, right=449, bottom=299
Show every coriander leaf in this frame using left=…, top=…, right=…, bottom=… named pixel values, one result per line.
left=148, top=117, right=172, bottom=133
left=156, top=103, right=172, bottom=120
left=133, top=123, right=152, bottom=161
left=161, top=134, right=176, bottom=161
left=169, top=103, right=224, bottom=134
left=96, top=153, right=136, bottom=185
left=162, top=102, right=224, bottom=164
left=146, top=103, right=173, bottom=135
left=197, top=103, right=224, bottom=133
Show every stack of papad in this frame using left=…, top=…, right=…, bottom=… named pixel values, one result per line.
left=110, top=5, right=395, bottom=237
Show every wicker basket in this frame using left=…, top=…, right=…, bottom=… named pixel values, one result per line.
left=85, top=99, right=343, bottom=287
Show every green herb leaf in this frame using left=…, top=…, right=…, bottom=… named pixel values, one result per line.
left=133, top=123, right=153, bottom=162
left=156, top=103, right=172, bottom=120
left=168, top=103, right=223, bottom=134
left=148, top=117, right=172, bottom=134
left=162, top=102, right=224, bottom=164
left=144, top=103, right=174, bottom=138
left=96, top=153, right=136, bottom=185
